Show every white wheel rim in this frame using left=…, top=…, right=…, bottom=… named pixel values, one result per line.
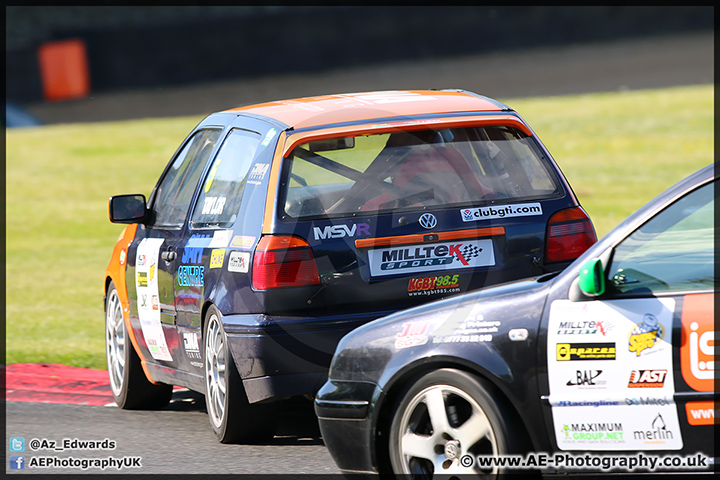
left=205, top=313, right=227, bottom=428
left=396, top=384, right=499, bottom=477
left=105, top=289, right=126, bottom=397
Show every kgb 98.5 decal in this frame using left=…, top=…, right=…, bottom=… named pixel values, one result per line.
left=547, top=298, right=682, bottom=450
left=367, top=239, right=494, bottom=277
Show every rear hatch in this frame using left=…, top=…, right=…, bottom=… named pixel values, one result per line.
left=259, top=124, right=595, bottom=315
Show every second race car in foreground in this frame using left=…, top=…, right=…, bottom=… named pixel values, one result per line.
left=316, top=164, right=716, bottom=476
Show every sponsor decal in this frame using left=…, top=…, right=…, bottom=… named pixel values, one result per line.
left=557, top=343, right=616, bottom=361
left=135, top=238, right=173, bottom=361
left=418, top=213, right=437, bottom=230
left=625, top=396, right=671, bottom=407
left=407, top=274, right=460, bottom=296
left=208, top=230, right=232, bottom=248
left=228, top=251, right=250, bottom=273
left=313, top=222, right=370, bottom=240
left=433, top=334, right=493, bottom=344
left=628, top=314, right=664, bottom=357
left=557, top=320, right=613, bottom=336
left=182, top=234, right=211, bottom=263
left=395, top=321, right=429, bottom=349
left=247, top=162, right=270, bottom=185
left=137, top=254, right=146, bottom=267
left=229, top=235, right=256, bottom=250
left=177, top=265, right=204, bottom=287
left=685, top=401, right=717, bottom=426
left=368, top=239, right=494, bottom=277
left=201, top=196, right=226, bottom=215
left=561, top=422, right=625, bottom=443
left=628, top=369, right=667, bottom=388
left=461, top=202, right=542, bottom=222
left=182, top=332, right=201, bottom=361
left=555, top=399, right=620, bottom=407
left=566, top=370, right=606, bottom=388
left=680, top=293, right=715, bottom=392
left=209, top=249, right=225, bottom=269
left=632, top=413, right=677, bottom=445
left=261, top=128, right=277, bottom=147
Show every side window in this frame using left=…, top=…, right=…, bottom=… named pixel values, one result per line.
left=152, top=129, right=221, bottom=227
left=190, top=128, right=261, bottom=228
left=608, top=180, right=714, bottom=295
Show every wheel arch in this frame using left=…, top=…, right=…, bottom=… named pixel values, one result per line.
left=371, top=356, right=540, bottom=473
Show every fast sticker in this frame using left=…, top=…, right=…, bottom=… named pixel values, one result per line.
left=368, top=239, right=494, bottom=277
left=628, top=370, right=667, bottom=388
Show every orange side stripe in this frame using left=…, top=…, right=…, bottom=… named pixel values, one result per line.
left=262, top=130, right=288, bottom=234
left=355, top=226, right=505, bottom=249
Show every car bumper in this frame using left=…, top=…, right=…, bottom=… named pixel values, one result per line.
left=222, top=312, right=387, bottom=404
left=315, top=379, right=381, bottom=474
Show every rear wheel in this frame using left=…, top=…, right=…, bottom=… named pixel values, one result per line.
left=105, top=280, right=172, bottom=409
left=203, top=305, right=277, bottom=443
left=389, top=368, right=520, bottom=478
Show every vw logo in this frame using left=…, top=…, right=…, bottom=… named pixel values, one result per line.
left=419, top=213, right=437, bottom=230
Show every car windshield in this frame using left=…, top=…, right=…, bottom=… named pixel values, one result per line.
left=282, top=126, right=562, bottom=218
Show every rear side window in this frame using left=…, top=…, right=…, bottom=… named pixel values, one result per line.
left=191, top=128, right=261, bottom=228
left=282, top=126, right=562, bottom=219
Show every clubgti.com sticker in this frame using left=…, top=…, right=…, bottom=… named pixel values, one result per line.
left=368, top=239, right=494, bottom=277
left=461, top=203, right=542, bottom=222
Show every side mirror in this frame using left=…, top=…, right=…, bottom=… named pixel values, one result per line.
left=109, top=194, right=148, bottom=224
left=578, top=258, right=605, bottom=296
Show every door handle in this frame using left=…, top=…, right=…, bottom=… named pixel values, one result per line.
left=161, top=250, right=177, bottom=262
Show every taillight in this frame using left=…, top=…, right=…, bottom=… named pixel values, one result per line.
left=545, top=207, right=597, bottom=263
left=252, top=235, right=321, bottom=290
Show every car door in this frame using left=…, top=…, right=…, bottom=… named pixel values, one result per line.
left=544, top=178, right=714, bottom=458
left=173, top=126, right=265, bottom=373
left=127, top=128, right=222, bottom=368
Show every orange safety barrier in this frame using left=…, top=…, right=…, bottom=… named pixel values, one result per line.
left=37, top=39, right=91, bottom=101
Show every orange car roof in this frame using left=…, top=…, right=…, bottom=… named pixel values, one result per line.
left=223, top=90, right=508, bottom=130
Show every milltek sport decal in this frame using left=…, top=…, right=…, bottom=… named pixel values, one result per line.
left=461, top=202, right=542, bottom=222
left=367, top=239, right=494, bottom=277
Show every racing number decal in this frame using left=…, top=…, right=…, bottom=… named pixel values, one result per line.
left=135, top=238, right=173, bottom=362
left=547, top=298, right=682, bottom=451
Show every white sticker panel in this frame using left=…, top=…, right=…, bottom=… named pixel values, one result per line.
left=135, top=238, right=173, bottom=362
left=367, top=239, right=494, bottom=277
left=547, top=298, right=682, bottom=450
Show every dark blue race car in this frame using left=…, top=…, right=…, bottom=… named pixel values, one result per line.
left=315, top=164, right=715, bottom=476
left=103, top=90, right=596, bottom=443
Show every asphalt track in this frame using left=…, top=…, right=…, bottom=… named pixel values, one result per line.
left=7, top=31, right=714, bottom=476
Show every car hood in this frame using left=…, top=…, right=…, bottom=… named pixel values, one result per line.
left=328, top=274, right=556, bottom=383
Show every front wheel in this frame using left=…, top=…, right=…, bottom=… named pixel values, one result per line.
left=389, top=368, right=520, bottom=478
left=105, top=280, right=172, bottom=409
left=203, top=305, right=277, bottom=443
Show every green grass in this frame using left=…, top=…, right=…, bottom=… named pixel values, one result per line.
left=5, top=84, right=713, bottom=369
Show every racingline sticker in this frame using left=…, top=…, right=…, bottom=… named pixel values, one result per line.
left=367, top=239, right=494, bottom=277
left=461, top=202, right=542, bottom=222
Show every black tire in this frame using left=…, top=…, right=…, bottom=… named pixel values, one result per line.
left=105, top=280, right=172, bottom=409
left=203, top=305, right=277, bottom=443
left=388, top=368, right=522, bottom=478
